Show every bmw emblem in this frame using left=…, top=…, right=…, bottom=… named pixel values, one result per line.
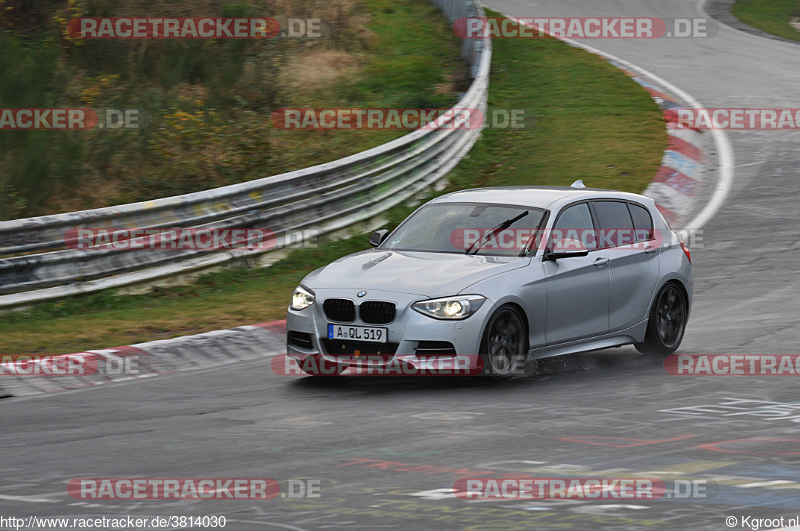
left=357, top=290, right=367, bottom=298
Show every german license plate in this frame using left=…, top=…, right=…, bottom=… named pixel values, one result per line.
left=328, top=324, right=387, bottom=343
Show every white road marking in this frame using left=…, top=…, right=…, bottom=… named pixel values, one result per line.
left=0, top=493, right=59, bottom=503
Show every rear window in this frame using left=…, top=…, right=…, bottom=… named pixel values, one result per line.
left=628, top=203, right=654, bottom=242
left=591, top=201, right=634, bottom=249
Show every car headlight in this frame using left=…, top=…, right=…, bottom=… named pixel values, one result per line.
left=290, top=286, right=315, bottom=311
left=412, top=295, right=486, bottom=320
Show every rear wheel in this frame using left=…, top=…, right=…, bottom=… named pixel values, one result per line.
left=635, top=283, right=687, bottom=355
left=480, top=306, right=528, bottom=378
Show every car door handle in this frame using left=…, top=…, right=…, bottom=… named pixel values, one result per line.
left=593, top=257, right=609, bottom=267
left=644, top=245, right=659, bottom=254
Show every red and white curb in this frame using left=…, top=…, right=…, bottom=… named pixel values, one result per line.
left=511, top=16, right=732, bottom=231
left=0, top=321, right=287, bottom=398
left=613, top=63, right=708, bottom=226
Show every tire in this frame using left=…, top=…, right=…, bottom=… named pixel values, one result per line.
left=635, top=283, right=688, bottom=355
left=479, top=305, right=528, bottom=379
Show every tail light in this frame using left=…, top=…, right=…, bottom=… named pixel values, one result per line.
left=680, top=240, right=691, bottom=263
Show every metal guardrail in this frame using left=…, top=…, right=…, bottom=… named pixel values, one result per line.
left=0, top=0, right=491, bottom=307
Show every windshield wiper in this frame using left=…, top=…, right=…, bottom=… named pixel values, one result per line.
left=464, top=210, right=529, bottom=255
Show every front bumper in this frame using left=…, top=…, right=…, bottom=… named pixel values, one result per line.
left=286, top=288, right=492, bottom=372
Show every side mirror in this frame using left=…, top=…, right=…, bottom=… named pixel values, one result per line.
left=369, top=229, right=389, bottom=248
left=544, top=238, right=589, bottom=260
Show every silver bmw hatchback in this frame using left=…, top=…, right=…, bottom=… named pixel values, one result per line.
left=286, top=183, right=692, bottom=377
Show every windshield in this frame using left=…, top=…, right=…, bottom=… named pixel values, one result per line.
left=381, top=202, right=546, bottom=256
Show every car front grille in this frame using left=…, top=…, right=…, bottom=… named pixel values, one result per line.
left=323, top=298, right=355, bottom=322
left=359, top=301, right=396, bottom=324
left=323, top=299, right=396, bottom=324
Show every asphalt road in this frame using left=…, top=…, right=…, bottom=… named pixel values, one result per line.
left=3, top=1, right=800, bottom=530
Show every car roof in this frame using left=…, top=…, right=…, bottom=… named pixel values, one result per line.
left=431, top=186, right=655, bottom=211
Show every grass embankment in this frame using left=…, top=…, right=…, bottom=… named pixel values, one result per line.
left=0, top=11, right=667, bottom=356
left=0, top=0, right=465, bottom=218
left=732, top=0, right=800, bottom=41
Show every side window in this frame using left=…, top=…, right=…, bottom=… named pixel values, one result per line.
left=552, top=203, right=597, bottom=250
left=628, top=203, right=654, bottom=242
left=592, top=201, right=635, bottom=249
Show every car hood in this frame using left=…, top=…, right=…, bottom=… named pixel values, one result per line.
left=303, top=250, right=529, bottom=297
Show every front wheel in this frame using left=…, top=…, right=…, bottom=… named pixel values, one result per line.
left=479, top=306, right=528, bottom=378
left=635, top=283, right=688, bottom=355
